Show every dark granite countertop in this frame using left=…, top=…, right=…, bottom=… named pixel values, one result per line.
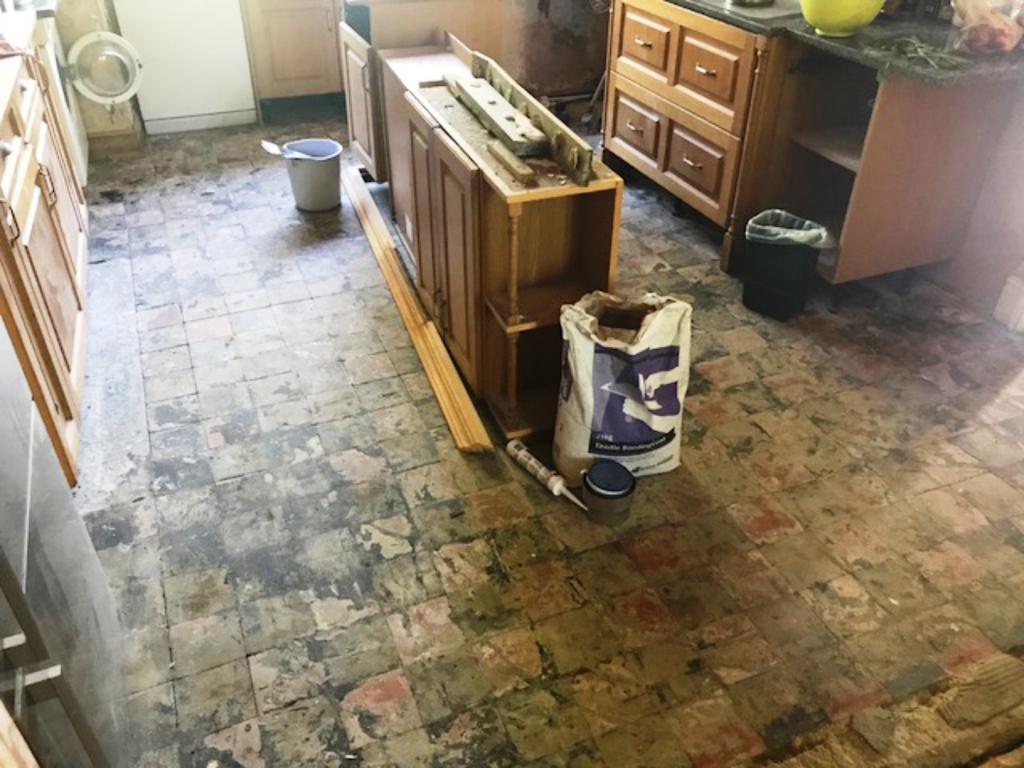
left=666, top=0, right=1024, bottom=82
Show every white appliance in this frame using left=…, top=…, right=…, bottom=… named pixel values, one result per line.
left=107, top=0, right=257, bottom=134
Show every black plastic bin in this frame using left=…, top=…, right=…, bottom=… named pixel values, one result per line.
left=742, top=210, right=834, bottom=321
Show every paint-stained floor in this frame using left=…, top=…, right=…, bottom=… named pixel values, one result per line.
left=80, top=118, right=1024, bottom=767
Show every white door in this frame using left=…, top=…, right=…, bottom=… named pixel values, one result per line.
left=110, top=0, right=257, bottom=134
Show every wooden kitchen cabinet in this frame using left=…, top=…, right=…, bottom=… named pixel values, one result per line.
left=603, top=0, right=759, bottom=230
left=243, top=0, right=343, bottom=99
left=339, top=0, right=502, bottom=181
left=731, top=37, right=1018, bottom=285
left=0, top=14, right=89, bottom=485
left=380, top=46, right=624, bottom=439
left=430, top=127, right=480, bottom=391
left=340, top=23, right=386, bottom=179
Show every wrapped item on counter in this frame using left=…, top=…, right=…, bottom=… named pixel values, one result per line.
left=951, top=0, right=1023, bottom=53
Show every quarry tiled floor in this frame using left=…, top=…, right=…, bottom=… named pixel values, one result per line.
left=80, top=118, right=1024, bottom=767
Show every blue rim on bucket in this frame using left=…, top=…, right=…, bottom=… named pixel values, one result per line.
left=582, top=460, right=636, bottom=499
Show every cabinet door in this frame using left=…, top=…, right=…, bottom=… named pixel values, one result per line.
left=38, top=113, right=86, bottom=297
left=340, top=23, right=385, bottom=180
left=430, top=128, right=480, bottom=392
left=405, top=93, right=438, bottom=314
left=244, top=0, right=343, bottom=99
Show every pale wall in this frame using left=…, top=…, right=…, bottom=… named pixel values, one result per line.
left=927, top=82, right=1024, bottom=315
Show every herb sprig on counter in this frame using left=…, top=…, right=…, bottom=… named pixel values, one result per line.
left=867, top=36, right=969, bottom=78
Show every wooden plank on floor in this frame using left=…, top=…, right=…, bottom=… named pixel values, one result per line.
left=340, top=165, right=492, bottom=454
left=0, top=700, right=40, bottom=768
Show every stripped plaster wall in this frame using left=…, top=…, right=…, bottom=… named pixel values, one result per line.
left=501, top=0, right=609, bottom=96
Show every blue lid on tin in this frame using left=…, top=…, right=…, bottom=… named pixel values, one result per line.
left=583, top=460, right=636, bottom=499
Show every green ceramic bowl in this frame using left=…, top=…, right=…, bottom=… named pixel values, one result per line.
left=800, top=0, right=886, bottom=36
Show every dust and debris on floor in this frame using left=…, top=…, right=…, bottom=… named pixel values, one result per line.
left=78, top=115, right=1024, bottom=767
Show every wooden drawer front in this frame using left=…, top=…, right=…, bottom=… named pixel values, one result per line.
left=666, top=123, right=724, bottom=200
left=678, top=34, right=740, bottom=106
left=612, top=92, right=661, bottom=160
left=619, top=8, right=673, bottom=81
left=604, top=72, right=739, bottom=226
left=612, top=0, right=756, bottom=135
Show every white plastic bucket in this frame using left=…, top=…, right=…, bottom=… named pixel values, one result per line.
left=283, top=138, right=342, bottom=212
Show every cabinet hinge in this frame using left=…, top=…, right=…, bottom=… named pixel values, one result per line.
left=0, top=197, right=20, bottom=243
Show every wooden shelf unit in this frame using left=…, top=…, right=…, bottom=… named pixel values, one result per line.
left=733, top=38, right=1019, bottom=286
left=791, top=124, right=865, bottom=173
left=379, top=45, right=623, bottom=440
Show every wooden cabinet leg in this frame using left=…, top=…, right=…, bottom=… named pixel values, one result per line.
left=507, top=204, right=522, bottom=325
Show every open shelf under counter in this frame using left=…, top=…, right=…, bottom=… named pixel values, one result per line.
left=791, top=124, right=867, bottom=174
left=485, top=279, right=589, bottom=333
left=486, top=384, right=560, bottom=441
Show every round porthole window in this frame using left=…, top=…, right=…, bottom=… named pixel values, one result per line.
left=67, top=31, right=143, bottom=106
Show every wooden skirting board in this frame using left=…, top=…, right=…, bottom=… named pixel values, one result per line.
left=340, top=166, right=492, bottom=454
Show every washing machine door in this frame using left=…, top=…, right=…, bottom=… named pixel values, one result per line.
left=67, top=31, right=143, bottom=106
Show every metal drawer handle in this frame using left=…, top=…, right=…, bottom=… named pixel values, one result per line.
left=634, top=36, right=654, bottom=49
left=694, top=63, right=718, bottom=77
left=683, top=156, right=704, bottom=171
left=625, top=121, right=644, bottom=134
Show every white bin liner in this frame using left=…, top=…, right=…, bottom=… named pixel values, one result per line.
left=553, top=292, right=692, bottom=481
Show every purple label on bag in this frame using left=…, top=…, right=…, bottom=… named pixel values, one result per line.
left=589, top=344, right=680, bottom=456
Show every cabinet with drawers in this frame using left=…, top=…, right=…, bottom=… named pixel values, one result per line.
left=0, top=13, right=89, bottom=486
left=603, top=0, right=761, bottom=234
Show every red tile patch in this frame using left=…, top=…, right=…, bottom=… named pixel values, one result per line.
left=938, top=632, right=1000, bottom=675
left=909, top=542, right=985, bottom=592
left=621, top=525, right=704, bottom=584
left=339, top=669, right=422, bottom=748
left=510, top=559, right=583, bottom=621
left=818, top=675, right=890, bottom=722
left=387, top=597, right=466, bottom=665
left=673, top=694, right=766, bottom=768
left=606, top=588, right=678, bottom=648
left=727, top=497, right=804, bottom=545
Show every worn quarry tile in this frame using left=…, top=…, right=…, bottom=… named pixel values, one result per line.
left=387, top=596, right=466, bottom=666
left=704, top=631, right=780, bottom=686
left=174, top=659, right=257, bottom=734
left=339, top=669, right=422, bottom=749
left=800, top=575, right=889, bottom=638
left=715, top=551, right=792, bottom=610
left=671, top=693, right=766, bottom=768
left=760, top=533, right=845, bottom=591
left=909, top=541, right=986, bottom=592
left=163, top=567, right=236, bottom=624
left=85, top=122, right=1024, bottom=767
left=258, top=695, right=349, bottom=764
left=509, top=559, right=584, bottom=621
left=472, top=627, right=543, bottom=698
left=596, top=713, right=691, bottom=768
left=169, top=612, right=246, bottom=678
left=727, top=496, right=804, bottom=545
left=535, top=605, right=620, bottom=675
left=498, top=688, right=593, bottom=762
left=238, top=590, right=317, bottom=654
left=854, top=557, right=946, bottom=618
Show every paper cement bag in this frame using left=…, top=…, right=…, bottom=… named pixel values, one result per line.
left=553, top=292, right=692, bottom=481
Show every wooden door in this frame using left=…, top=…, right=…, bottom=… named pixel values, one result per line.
left=340, top=23, right=385, bottom=180
left=39, top=111, right=86, bottom=293
left=243, top=0, right=343, bottom=99
left=405, top=93, right=438, bottom=314
left=430, top=128, right=480, bottom=392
